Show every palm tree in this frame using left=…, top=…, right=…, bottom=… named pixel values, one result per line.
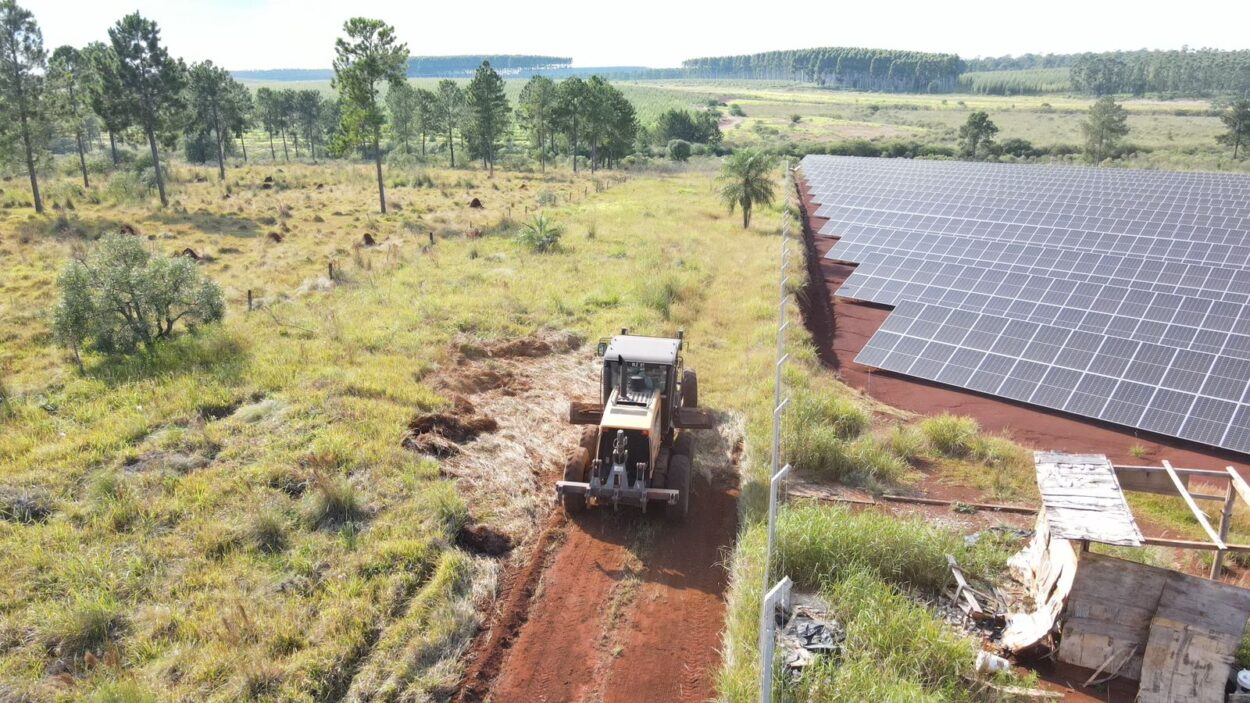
left=717, top=150, right=778, bottom=229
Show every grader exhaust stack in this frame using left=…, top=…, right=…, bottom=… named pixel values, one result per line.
left=556, top=330, right=714, bottom=520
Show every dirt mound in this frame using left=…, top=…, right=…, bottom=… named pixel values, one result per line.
left=456, top=522, right=514, bottom=557
left=402, top=397, right=498, bottom=457
left=469, top=197, right=483, bottom=209
left=437, top=365, right=530, bottom=397
left=267, top=232, right=283, bottom=243
left=361, top=233, right=376, bottom=246
left=457, top=331, right=583, bottom=361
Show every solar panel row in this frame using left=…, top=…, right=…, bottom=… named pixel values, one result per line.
left=800, top=154, right=1250, bottom=455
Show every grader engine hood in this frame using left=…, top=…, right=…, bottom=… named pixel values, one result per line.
left=600, top=388, right=658, bottom=432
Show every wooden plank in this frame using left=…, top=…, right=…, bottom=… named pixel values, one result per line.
left=1056, top=552, right=1168, bottom=680
left=1227, top=467, right=1250, bottom=510
left=946, top=555, right=983, bottom=618
left=1116, top=463, right=1232, bottom=479
left=1142, top=536, right=1250, bottom=553
left=1137, top=573, right=1250, bottom=703
left=1035, top=452, right=1143, bottom=546
left=881, top=494, right=1036, bottom=514
left=1212, top=480, right=1237, bottom=579
left=1162, top=460, right=1224, bottom=550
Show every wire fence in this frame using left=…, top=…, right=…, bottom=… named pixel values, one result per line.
left=759, top=163, right=796, bottom=702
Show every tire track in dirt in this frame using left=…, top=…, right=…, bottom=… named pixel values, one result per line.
left=454, top=427, right=741, bottom=703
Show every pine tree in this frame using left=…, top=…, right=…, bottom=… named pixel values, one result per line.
left=465, top=61, right=509, bottom=175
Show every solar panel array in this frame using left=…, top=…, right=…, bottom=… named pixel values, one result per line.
left=801, top=155, right=1250, bottom=454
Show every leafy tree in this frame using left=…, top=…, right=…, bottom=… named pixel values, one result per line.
left=1081, top=96, right=1129, bottom=162
left=82, top=41, right=129, bottom=166
left=0, top=0, right=47, bottom=213
left=465, top=61, right=510, bottom=175
left=109, top=12, right=187, bottom=207
left=48, top=45, right=92, bottom=188
left=53, top=233, right=225, bottom=367
left=1217, top=99, right=1250, bottom=160
left=958, top=111, right=998, bottom=159
left=654, top=108, right=720, bottom=145
left=518, top=75, right=556, bottom=171
left=717, top=149, right=777, bottom=228
left=433, top=79, right=464, bottom=167
left=413, top=87, right=437, bottom=156
left=584, top=77, right=636, bottom=169
left=667, top=139, right=691, bottom=161
left=385, top=80, right=419, bottom=154
left=332, top=17, right=408, bottom=214
left=294, top=90, right=325, bottom=162
left=187, top=60, right=241, bottom=180
left=553, top=77, right=588, bottom=172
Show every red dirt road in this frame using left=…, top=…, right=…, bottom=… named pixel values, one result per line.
left=455, top=436, right=740, bottom=703
left=797, top=178, right=1250, bottom=475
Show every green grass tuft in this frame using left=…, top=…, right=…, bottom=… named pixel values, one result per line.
left=919, top=414, right=980, bottom=458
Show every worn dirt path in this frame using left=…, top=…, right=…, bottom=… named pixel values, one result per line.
left=454, top=430, right=741, bottom=703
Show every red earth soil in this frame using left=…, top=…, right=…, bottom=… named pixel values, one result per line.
left=454, top=448, right=740, bottom=703
left=796, top=177, right=1250, bottom=477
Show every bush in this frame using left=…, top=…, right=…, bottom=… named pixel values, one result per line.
left=53, top=233, right=225, bottom=361
left=998, top=137, right=1042, bottom=158
left=919, top=414, right=979, bottom=458
left=729, top=103, right=746, bottom=117
left=667, top=139, right=692, bottom=162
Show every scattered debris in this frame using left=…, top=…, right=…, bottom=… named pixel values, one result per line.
left=777, top=597, right=844, bottom=674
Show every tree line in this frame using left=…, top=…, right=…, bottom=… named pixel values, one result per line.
left=0, top=2, right=650, bottom=216
left=680, top=47, right=966, bottom=92
left=968, top=48, right=1250, bottom=98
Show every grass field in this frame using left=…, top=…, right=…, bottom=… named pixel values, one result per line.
left=0, top=153, right=794, bottom=700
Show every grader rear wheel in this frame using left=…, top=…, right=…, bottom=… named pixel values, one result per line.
left=561, top=446, right=589, bottom=514
left=664, top=454, right=691, bottom=522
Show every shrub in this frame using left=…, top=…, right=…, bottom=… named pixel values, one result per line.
left=729, top=103, right=746, bottom=117
left=515, top=213, right=563, bottom=253
left=53, top=233, right=225, bottom=363
left=919, top=414, right=979, bottom=457
left=667, top=139, right=692, bottom=162
left=998, top=137, right=1041, bottom=158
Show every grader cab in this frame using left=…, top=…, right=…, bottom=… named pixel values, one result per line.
left=556, top=330, right=714, bottom=520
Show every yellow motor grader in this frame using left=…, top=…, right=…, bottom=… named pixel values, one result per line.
left=556, top=330, right=714, bottom=520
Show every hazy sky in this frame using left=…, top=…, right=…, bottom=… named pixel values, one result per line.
left=21, top=0, right=1249, bottom=70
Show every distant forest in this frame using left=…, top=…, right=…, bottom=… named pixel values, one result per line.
left=234, top=47, right=1250, bottom=98
left=680, top=48, right=966, bottom=92
left=234, top=55, right=572, bottom=82
left=968, top=49, right=1250, bottom=96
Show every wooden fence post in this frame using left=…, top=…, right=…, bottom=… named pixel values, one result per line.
left=247, top=289, right=253, bottom=312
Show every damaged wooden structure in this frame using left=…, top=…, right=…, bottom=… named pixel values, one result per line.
left=1004, top=452, right=1250, bottom=702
